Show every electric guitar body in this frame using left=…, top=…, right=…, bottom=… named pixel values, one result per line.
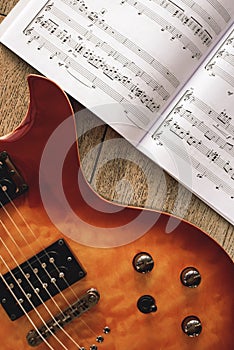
left=0, top=75, right=233, bottom=350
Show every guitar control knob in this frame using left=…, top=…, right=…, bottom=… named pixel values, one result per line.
left=180, top=267, right=201, bottom=288
left=137, top=295, right=157, bottom=314
left=182, top=316, right=202, bottom=337
left=133, top=252, right=154, bottom=273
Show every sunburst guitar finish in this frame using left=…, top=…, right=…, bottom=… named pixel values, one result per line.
left=0, top=75, right=233, bottom=350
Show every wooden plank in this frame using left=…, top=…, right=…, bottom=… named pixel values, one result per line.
left=70, top=99, right=108, bottom=182
left=0, top=45, right=106, bottom=184
left=0, top=0, right=18, bottom=15
left=0, top=45, right=37, bottom=136
left=0, top=2, right=233, bottom=259
left=92, top=126, right=234, bottom=258
left=0, top=0, right=108, bottom=183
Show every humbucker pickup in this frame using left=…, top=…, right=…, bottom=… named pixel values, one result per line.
left=0, top=239, right=86, bottom=320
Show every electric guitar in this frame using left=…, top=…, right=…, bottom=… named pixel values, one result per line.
left=0, top=75, right=233, bottom=350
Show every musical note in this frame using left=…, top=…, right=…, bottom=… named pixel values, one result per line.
left=217, top=111, right=231, bottom=125
left=26, top=34, right=40, bottom=44
left=226, top=37, right=234, bottom=47
left=30, top=2, right=174, bottom=105
left=197, top=172, right=205, bottom=179
left=49, top=2, right=180, bottom=88
left=185, top=95, right=234, bottom=134
left=170, top=122, right=186, bottom=138
left=206, top=63, right=234, bottom=87
left=204, top=130, right=217, bottom=141
left=179, top=0, right=222, bottom=35
left=186, top=135, right=199, bottom=146
left=207, top=149, right=220, bottom=162
left=49, top=51, right=59, bottom=60
left=20, top=0, right=234, bottom=158
left=37, top=42, right=45, bottom=50
left=45, top=3, right=54, bottom=12
left=183, top=90, right=195, bottom=102
left=204, top=30, right=234, bottom=88
left=169, top=91, right=234, bottom=158
left=87, top=11, right=99, bottom=23
left=41, top=18, right=59, bottom=34
left=222, top=142, right=234, bottom=152
left=23, top=5, right=173, bottom=110
left=21, top=23, right=158, bottom=128
left=120, top=0, right=210, bottom=52
left=223, top=161, right=233, bottom=174
left=57, top=29, right=71, bottom=44
left=152, top=125, right=234, bottom=197
left=23, top=27, right=34, bottom=36
left=35, top=15, right=44, bottom=24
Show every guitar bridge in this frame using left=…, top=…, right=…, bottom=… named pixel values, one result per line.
left=26, top=288, right=100, bottom=347
left=0, top=151, right=28, bottom=205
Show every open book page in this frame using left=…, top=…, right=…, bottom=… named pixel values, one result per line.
left=139, top=23, right=234, bottom=224
left=0, top=0, right=233, bottom=145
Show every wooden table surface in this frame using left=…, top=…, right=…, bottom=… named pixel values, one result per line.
left=0, top=0, right=233, bottom=260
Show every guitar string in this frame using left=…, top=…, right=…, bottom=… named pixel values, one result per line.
left=0, top=221, right=83, bottom=349
left=0, top=183, right=99, bottom=334
left=0, top=201, right=76, bottom=312
left=0, top=186, right=81, bottom=303
left=0, top=268, right=55, bottom=350
left=0, top=250, right=70, bottom=350
left=0, top=201, right=97, bottom=345
left=0, top=188, right=98, bottom=343
left=0, top=187, right=98, bottom=338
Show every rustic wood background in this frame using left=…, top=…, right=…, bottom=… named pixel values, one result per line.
left=0, top=0, right=233, bottom=259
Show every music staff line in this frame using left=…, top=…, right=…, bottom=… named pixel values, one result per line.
left=173, top=105, right=234, bottom=157
left=60, top=0, right=180, bottom=87
left=221, top=52, right=234, bottom=68
left=46, top=5, right=171, bottom=100
left=191, top=157, right=234, bottom=195
left=207, top=63, right=234, bottom=88
left=21, top=0, right=51, bottom=33
left=24, top=23, right=162, bottom=114
left=214, top=48, right=234, bottom=68
left=121, top=0, right=210, bottom=53
left=204, top=29, right=234, bottom=88
left=191, top=155, right=234, bottom=195
left=169, top=121, right=234, bottom=181
left=23, top=30, right=160, bottom=127
left=184, top=91, right=234, bottom=135
left=205, top=30, right=234, bottom=70
left=206, top=0, right=231, bottom=23
left=226, top=36, right=234, bottom=48
left=179, top=0, right=221, bottom=34
left=34, top=16, right=169, bottom=103
left=155, top=133, right=234, bottom=198
left=125, top=0, right=216, bottom=42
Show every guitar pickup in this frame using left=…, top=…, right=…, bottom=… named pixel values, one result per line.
left=0, top=239, right=86, bottom=320
left=0, top=151, right=28, bottom=205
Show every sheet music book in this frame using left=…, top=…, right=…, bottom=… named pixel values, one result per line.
left=0, top=0, right=234, bottom=224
